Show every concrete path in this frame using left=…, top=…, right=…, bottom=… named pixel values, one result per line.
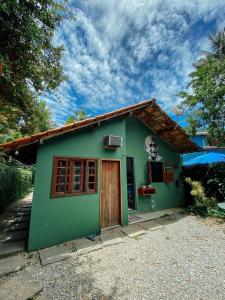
left=37, top=216, right=168, bottom=264
left=0, top=195, right=32, bottom=258
left=121, top=223, right=147, bottom=237
left=0, top=270, right=42, bottom=300
left=39, top=244, right=75, bottom=266
left=138, top=220, right=163, bottom=230
left=74, top=236, right=102, bottom=255
left=0, top=255, right=26, bottom=277
left=100, top=228, right=125, bottom=246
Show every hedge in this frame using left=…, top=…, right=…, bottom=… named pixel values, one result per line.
left=0, top=162, right=33, bottom=212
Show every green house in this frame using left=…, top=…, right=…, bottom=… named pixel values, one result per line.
left=0, top=99, right=199, bottom=251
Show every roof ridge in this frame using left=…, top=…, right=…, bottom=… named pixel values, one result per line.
left=0, top=98, right=155, bottom=150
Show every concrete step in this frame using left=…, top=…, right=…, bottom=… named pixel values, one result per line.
left=3, top=230, right=28, bottom=242
left=0, top=240, right=26, bottom=259
left=0, top=255, right=26, bottom=277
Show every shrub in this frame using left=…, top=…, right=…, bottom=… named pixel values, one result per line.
left=183, top=163, right=225, bottom=203
left=185, top=176, right=225, bottom=219
left=0, top=162, right=33, bottom=212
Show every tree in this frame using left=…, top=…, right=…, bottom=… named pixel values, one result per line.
left=65, top=111, right=88, bottom=124
left=0, top=0, right=73, bottom=140
left=0, top=99, right=52, bottom=144
left=179, top=29, right=225, bottom=145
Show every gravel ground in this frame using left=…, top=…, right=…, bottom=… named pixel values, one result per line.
left=25, top=212, right=225, bottom=300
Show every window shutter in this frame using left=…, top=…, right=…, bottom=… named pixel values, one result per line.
left=163, top=162, right=174, bottom=183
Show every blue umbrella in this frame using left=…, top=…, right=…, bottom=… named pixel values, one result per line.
left=183, top=152, right=225, bottom=166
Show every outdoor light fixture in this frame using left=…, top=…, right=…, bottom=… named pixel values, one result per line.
left=15, top=149, right=19, bottom=156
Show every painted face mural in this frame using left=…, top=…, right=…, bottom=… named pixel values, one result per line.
left=144, top=135, right=162, bottom=161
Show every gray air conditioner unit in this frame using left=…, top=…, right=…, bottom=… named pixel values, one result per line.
left=104, top=135, right=123, bottom=148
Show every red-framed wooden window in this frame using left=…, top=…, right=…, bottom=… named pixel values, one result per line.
left=147, top=161, right=174, bottom=183
left=51, top=157, right=98, bottom=197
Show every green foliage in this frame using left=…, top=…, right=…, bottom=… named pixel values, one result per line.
left=65, top=111, right=88, bottom=124
left=0, top=99, right=52, bottom=143
left=0, top=0, right=73, bottom=141
left=0, top=162, right=33, bottom=212
left=184, top=164, right=225, bottom=219
left=185, top=177, right=205, bottom=206
left=184, top=163, right=225, bottom=203
left=179, top=29, right=225, bottom=144
left=188, top=205, right=225, bottom=219
left=185, top=177, right=217, bottom=208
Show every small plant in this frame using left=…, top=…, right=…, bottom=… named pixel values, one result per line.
left=185, top=177, right=211, bottom=207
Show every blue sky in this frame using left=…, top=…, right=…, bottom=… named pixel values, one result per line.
left=41, top=0, right=225, bottom=126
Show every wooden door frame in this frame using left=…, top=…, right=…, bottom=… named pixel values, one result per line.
left=126, top=156, right=136, bottom=211
left=100, top=158, right=122, bottom=228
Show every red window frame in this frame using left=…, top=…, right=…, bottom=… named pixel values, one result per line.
left=147, top=161, right=174, bottom=183
left=51, top=157, right=98, bottom=197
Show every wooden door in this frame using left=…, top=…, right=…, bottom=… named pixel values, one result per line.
left=101, top=160, right=121, bottom=228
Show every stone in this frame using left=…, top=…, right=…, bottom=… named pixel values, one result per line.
left=12, top=215, right=30, bottom=224
left=100, top=229, right=125, bottom=247
left=5, top=230, right=27, bottom=242
left=138, top=220, right=164, bottom=231
left=39, top=245, right=74, bottom=266
left=17, top=211, right=31, bottom=217
left=23, top=203, right=32, bottom=207
left=0, top=240, right=25, bottom=258
left=121, top=224, right=147, bottom=238
left=8, top=223, right=29, bottom=232
left=0, top=270, right=42, bottom=300
left=74, top=236, right=102, bottom=255
left=17, top=207, right=32, bottom=212
left=0, top=255, right=26, bottom=277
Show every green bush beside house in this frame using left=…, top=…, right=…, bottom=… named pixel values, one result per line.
left=0, top=162, right=33, bottom=212
left=184, top=163, right=225, bottom=218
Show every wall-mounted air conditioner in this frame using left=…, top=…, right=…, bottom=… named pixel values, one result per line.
left=104, top=135, right=123, bottom=148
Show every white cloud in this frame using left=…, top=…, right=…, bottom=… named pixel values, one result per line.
left=44, top=0, right=225, bottom=124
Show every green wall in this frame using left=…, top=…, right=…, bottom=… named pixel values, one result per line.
left=28, top=116, right=184, bottom=251
left=28, top=118, right=128, bottom=251
left=126, top=117, right=184, bottom=212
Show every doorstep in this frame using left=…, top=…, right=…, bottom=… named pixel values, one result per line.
left=128, top=207, right=184, bottom=224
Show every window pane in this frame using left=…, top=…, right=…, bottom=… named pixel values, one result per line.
left=88, top=175, right=95, bottom=183
left=57, top=176, right=65, bottom=184
left=89, top=168, right=95, bottom=175
left=151, top=162, right=163, bottom=182
left=74, top=161, right=81, bottom=175
left=56, top=184, right=65, bottom=192
left=88, top=183, right=95, bottom=190
left=58, top=160, right=67, bottom=167
left=74, top=183, right=81, bottom=191
left=57, top=168, right=66, bottom=175
left=74, top=175, right=81, bottom=183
